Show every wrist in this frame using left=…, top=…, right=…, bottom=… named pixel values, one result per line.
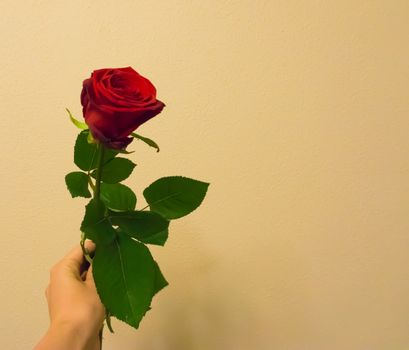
left=47, top=321, right=100, bottom=350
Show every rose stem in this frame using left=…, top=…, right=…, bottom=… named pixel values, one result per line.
left=91, top=142, right=105, bottom=350
left=94, top=143, right=105, bottom=200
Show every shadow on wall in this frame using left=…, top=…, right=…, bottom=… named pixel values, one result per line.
left=135, top=225, right=261, bottom=350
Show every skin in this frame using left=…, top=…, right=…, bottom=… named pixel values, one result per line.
left=34, top=241, right=105, bottom=350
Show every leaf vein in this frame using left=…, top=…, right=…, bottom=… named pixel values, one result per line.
left=115, top=239, right=137, bottom=324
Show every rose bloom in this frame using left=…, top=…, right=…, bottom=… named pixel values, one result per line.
left=81, top=67, right=165, bottom=149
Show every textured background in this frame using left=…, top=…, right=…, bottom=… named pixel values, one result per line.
left=1, top=1, right=409, bottom=349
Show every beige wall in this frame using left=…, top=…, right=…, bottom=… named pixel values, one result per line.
left=1, top=1, right=409, bottom=349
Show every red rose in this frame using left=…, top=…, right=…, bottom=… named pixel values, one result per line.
left=81, top=67, right=165, bottom=149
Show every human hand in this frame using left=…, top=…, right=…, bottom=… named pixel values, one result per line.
left=34, top=241, right=105, bottom=350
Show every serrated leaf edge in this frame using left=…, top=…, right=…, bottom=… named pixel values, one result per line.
left=143, top=176, right=210, bottom=219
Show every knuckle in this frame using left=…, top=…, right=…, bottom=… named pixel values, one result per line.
left=49, top=264, right=59, bottom=277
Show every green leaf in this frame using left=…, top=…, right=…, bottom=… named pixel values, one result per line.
left=93, top=232, right=162, bottom=329
left=143, top=176, right=209, bottom=219
left=74, top=130, right=118, bottom=171
left=153, top=261, right=168, bottom=295
left=100, top=183, right=136, bottom=212
left=131, top=132, right=160, bottom=152
left=80, top=198, right=116, bottom=245
left=66, top=108, right=88, bottom=130
left=74, top=131, right=118, bottom=171
left=92, top=158, right=136, bottom=184
left=74, top=131, right=97, bottom=171
left=65, top=171, right=91, bottom=198
left=110, top=211, right=169, bottom=245
left=141, top=229, right=169, bottom=246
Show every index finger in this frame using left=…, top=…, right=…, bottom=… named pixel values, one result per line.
left=63, top=240, right=96, bottom=271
